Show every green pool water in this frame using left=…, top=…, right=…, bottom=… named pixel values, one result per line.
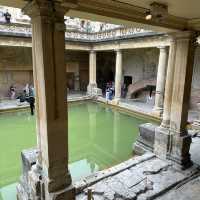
left=0, top=101, right=149, bottom=199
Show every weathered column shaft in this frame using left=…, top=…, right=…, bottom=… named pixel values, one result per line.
left=114, top=49, right=122, bottom=100
left=22, top=0, right=74, bottom=199
left=89, top=50, right=97, bottom=85
left=161, top=40, right=177, bottom=128
left=87, top=50, right=100, bottom=95
left=153, top=46, right=168, bottom=116
left=168, top=32, right=196, bottom=168
left=154, top=39, right=176, bottom=158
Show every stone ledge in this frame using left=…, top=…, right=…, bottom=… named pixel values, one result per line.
left=76, top=157, right=200, bottom=200
left=74, top=152, right=155, bottom=193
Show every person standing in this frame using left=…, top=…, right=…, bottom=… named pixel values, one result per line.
left=29, top=86, right=35, bottom=115
left=9, top=85, right=16, bottom=100
left=4, top=10, right=11, bottom=23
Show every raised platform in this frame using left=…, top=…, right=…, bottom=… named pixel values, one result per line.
left=76, top=152, right=200, bottom=200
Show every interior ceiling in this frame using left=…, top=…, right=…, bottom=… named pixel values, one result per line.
left=0, top=0, right=199, bottom=20
left=117, top=0, right=200, bottom=19
left=0, top=0, right=199, bottom=32
left=67, top=10, right=172, bottom=32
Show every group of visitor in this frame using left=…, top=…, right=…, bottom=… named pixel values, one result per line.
left=105, top=82, right=128, bottom=101
left=9, top=83, right=35, bottom=115
left=105, top=82, right=115, bottom=101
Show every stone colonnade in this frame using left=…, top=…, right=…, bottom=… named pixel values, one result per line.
left=17, top=0, right=75, bottom=199
left=87, top=46, right=168, bottom=107
left=16, top=1, right=198, bottom=198
left=87, top=49, right=123, bottom=102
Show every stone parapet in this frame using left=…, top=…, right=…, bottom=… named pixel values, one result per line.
left=133, top=123, right=157, bottom=155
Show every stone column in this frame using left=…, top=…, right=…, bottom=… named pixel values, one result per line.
left=18, top=1, right=75, bottom=199
left=87, top=50, right=97, bottom=95
left=153, top=46, right=168, bottom=117
left=154, top=38, right=176, bottom=158
left=167, top=31, right=196, bottom=169
left=114, top=49, right=123, bottom=103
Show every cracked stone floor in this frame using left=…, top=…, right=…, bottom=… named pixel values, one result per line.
left=76, top=152, right=200, bottom=200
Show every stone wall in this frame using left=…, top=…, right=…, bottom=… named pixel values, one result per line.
left=123, top=48, right=159, bottom=84
left=0, top=46, right=32, bottom=98
left=0, top=45, right=200, bottom=109
left=66, top=51, right=89, bottom=91
left=0, top=49, right=90, bottom=98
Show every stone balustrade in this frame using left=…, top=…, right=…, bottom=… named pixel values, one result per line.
left=0, top=22, right=152, bottom=42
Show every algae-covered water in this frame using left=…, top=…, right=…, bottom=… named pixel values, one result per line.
left=0, top=101, right=148, bottom=199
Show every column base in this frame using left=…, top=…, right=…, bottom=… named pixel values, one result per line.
left=111, top=98, right=120, bottom=105
left=167, top=134, right=193, bottom=170
left=152, top=107, right=163, bottom=117
left=17, top=149, right=75, bottom=200
left=87, top=83, right=102, bottom=96
left=133, top=123, right=156, bottom=155
left=154, top=126, right=170, bottom=159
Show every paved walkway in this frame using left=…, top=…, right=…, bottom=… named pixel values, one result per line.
left=1, top=94, right=199, bottom=122
left=97, top=97, right=199, bottom=123
left=0, top=92, right=90, bottom=112
left=157, top=175, right=200, bottom=200
left=75, top=152, right=200, bottom=200
left=120, top=98, right=199, bottom=123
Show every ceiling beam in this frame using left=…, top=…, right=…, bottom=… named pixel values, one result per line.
left=65, top=0, right=188, bottom=31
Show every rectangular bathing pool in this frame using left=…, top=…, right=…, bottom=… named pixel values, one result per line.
left=0, top=101, right=149, bottom=199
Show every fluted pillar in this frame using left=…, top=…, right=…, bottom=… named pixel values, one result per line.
left=153, top=46, right=168, bottom=117
left=154, top=39, right=176, bottom=158
left=17, top=1, right=75, bottom=199
left=114, top=49, right=123, bottom=103
left=87, top=50, right=97, bottom=95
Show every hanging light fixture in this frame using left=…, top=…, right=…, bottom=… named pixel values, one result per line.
left=145, top=10, right=152, bottom=20
left=145, top=2, right=168, bottom=21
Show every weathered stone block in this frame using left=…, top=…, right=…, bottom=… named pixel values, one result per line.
left=154, top=126, right=170, bottom=159
left=21, top=148, right=37, bottom=177
left=17, top=148, right=38, bottom=200
left=133, top=123, right=157, bottom=155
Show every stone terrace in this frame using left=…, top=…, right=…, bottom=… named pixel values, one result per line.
left=75, top=153, right=200, bottom=200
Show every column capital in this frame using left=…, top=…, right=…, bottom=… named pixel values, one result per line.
left=90, top=50, right=96, bottom=54
left=23, top=0, right=67, bottom=22
left=168, top=31, right=197, bottom=41
left=157, top=46, right=167, bottom=51
left=115, top=49, right=122, bottom=54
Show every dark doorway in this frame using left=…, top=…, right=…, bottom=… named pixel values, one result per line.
left=124, top=76, right=132, bottom=89
left=97, top=51, right=115, bottom=93
left=67, top=72, right=75, bottom=90
left=79, top=69, right=89, bottom=91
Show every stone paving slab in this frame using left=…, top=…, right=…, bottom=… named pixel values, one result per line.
left=74, top=153, right=155, bottom=194
left=157, top=175, right=200, bottom=200
left=76, top=154, right=200, bottom=200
